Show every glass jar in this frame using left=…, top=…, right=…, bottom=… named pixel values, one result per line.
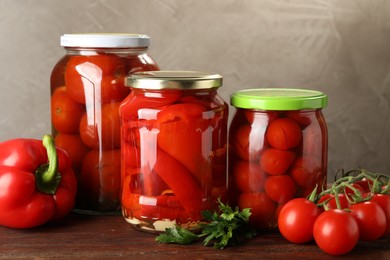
left=50, top=33, right=160, bottom=214
left=120, top=71, right=228, bottom=232
left=228, top=88, right=328, bottom=230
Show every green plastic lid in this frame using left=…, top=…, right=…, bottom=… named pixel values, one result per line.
left=230, top=88, right=328, bottom=110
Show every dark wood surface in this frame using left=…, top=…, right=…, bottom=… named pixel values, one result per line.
left=0, top=213, right=389, bottom=259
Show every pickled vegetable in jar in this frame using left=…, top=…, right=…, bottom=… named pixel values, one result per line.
left=50, top=33, right=159, bottom=214
left=228, top=88, right=328, bottom=230
left=120, top=71, right=228, bottom=232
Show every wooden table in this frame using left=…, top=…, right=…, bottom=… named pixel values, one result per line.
left=0, top=213, right=389, bottom=259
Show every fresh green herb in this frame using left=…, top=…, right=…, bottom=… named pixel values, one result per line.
left=155, top=225, right=199, bottom=245
left=155, top=199, right=257, bottom=249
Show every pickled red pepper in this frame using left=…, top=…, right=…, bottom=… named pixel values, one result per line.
left=154, top=149, right=203, bottom=220
left=157, top=102, right=212, bottom=186
left=123, top=193, right=188, bottom=222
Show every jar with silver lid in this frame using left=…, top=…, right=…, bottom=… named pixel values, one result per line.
left=50, top=33, right=159, bottom=214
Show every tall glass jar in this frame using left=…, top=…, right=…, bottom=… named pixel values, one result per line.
left=228, top=88, right=328, bottom=230
left=50, top=33, right=160, bottom=214
left=120, top=71, right=228, bottom=232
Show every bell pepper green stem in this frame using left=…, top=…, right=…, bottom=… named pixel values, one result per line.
left=35, top=134, right=61, bottom=195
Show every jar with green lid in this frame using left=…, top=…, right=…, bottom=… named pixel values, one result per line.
left=228, top=88, right=328, bottom=230
left=120, top=71, right=228, bottom=232
left=50, top=33, right=160, bottom=214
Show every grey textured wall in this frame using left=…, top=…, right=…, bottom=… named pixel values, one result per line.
left=0, top=0, right=389, bottom=179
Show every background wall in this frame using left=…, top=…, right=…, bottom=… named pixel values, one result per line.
left=0, top=0, right=389, bottom=179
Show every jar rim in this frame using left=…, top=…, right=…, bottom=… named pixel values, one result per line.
left=231, top=88, right=328, bottom=110
left=125, top=71, right=223, bottom=90
left=60, top=33, right=150, bottom=48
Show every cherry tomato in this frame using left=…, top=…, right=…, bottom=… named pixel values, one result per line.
left=313, top=209, right=359, bottom=256
left=80, top=149, right=121, bottom=207
left=79, top=101, right=121, bottom=149
left=317, top=193, right=350, bottom=211
left=233, top=161, right=265, bottom=192
left=260, top=148, right=295, bottom=175
left=278, top=198, right=321, bottom=244
left=301, top=123, right=323, bottom=157
left=354, top=178, right=373, bottom=193
left=55, top=133, right=89, bottom=170
left=350, top=201, right=386, bottom=241
left=51, top=86, right=85, bottom=133
left=371, top=194, right=390, bottom=236
left=344, top=183, right=365, bottom=196
left=286, top=111, right=312, bottom=127
left=264, top=175, right=297, bottom=204
left=233, top=124, right=264, bottom=161
left=238, top=192, right=276, bottom=229
left=65, top=55, right=129, bottom=104
left=290, top=156, right=322, bottom=188
left=266, top=118, right=302, bottom=150
left=244, top=110, right=278, bottom=125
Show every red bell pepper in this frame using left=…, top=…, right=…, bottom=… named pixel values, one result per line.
left=0, top=135, right=77, bottom=228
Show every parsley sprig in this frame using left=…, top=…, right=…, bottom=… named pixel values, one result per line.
left=155, top=199, right=257, bottom=249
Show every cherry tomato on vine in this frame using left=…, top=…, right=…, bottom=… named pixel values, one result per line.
left=264, top=175, right=297, bottom=204
left=354, top=178, right=374, bottom=193
left=371, top=194, right=390, bottom=236
left=51, top=86, right=85, bottom=133
left=313, top=209, right=359, bottom=256
left=317, top=193, right=350, bottom=211
left=350, top=201, right=386, bottom=241
left=278, top=198, right=321, bottom=244
left=260, top=148, right=295, bottom=175
left=344, top=183, right=365, bottom=196
left=266, top=118, right=302, bottom=150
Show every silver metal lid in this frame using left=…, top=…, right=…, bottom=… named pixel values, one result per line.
left=125, top=71, right=223, bottom=90
left=60, top=33, right=150, bottom=48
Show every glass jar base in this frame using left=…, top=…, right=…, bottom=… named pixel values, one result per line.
left=72, top=208, right=121, bottom=216
left=124, top=216, right=203, bottom=233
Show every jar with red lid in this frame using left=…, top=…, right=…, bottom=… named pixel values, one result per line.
left=50, top=33, right=159, bottom=214
left=120, top=71, right=228, bottom=232
left=228, top=88, right=328, bottom=230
